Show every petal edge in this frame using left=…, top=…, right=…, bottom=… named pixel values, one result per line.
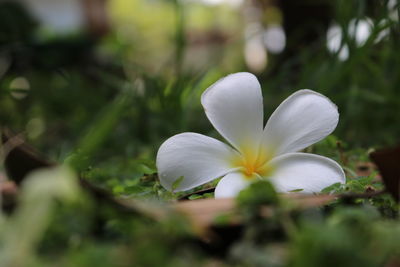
left=263, top=89, right=339, bottom=155
left=267, top=152, right=345, bottom=193
left=156, top=132, right=238, bottom=191
left=201, top=72, right=264, bottom=154
left=214, top=172, right=250, bottom=198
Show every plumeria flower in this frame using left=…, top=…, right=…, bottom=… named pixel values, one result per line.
left=157, top=72, right=345, bottom=198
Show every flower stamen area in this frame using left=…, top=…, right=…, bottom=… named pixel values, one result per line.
left=232, top=148, right=273, bottom=180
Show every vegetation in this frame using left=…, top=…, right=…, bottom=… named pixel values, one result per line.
left=0, top=0, right=399, bottom=266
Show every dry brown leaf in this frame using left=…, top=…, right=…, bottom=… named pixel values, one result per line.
left=370, top=146, right=400, bottom=201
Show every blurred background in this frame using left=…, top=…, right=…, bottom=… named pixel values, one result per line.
left=1, top=2, right=400, bottom=265
left=1, top=0, right=399, bottom=183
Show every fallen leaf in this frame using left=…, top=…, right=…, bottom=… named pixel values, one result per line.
left=370, top=146, right=400, bottom=201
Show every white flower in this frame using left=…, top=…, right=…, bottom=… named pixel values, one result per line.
left=156, top=72, right=345, bottom=198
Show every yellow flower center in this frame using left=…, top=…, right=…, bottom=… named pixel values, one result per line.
left=232, top=147, right=274, bottom=180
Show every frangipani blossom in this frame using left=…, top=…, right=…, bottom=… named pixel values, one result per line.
left=157, top=72, right=345, bottom=198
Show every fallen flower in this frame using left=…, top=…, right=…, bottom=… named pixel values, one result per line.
left=157, top=72, right=345, bottom=198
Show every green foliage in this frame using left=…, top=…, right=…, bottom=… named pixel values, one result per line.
left=65, top=89, right=134, bottom=171
left=0, top=167, right=80, bottom=266
left=290, top=206, right=400, bottom=267
left=237, top=180, right=279, bottom=209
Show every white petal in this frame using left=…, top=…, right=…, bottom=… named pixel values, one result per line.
left=156, top=132, right=238, bottom=191
left=201, top=72, right=264, bottom=154
left=214, top=172, right=250, bottom=198
left=267, top=153, right=345, bottom=193
left=262, top=90, right=339, bottom=156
